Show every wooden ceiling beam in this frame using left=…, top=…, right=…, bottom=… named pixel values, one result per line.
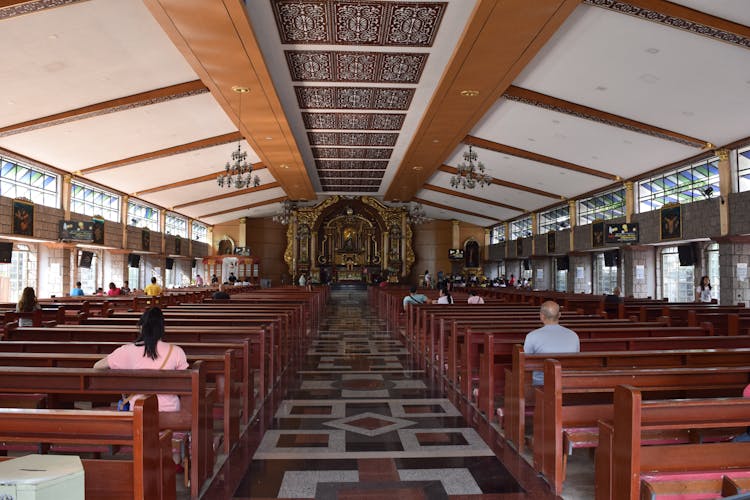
left=78, top=132, right=241, bottom=176
left=503, top=86, right=708, bottom=149
left=413, top=197, right=502, bottom=223
left=588, top=0, right=750, bottom=45
left=0, top=80, right=208, bottom=138
left=465, top=134, right=618, bottom=180
left=134, top=162, right=267, bottom=196
left=143, top=0, right=315, bottom=200
left=199, top=195, right=288, bottom=219
left=422, top=184, right=525, bottom=213
left=384, top=0, right=581, bottom=201
left=437, top=165, right=563, bottom=200
left=173, top=181, right=281, bottom=210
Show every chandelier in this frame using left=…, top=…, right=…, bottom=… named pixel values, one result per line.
left=217, top=86, right=260, bottom=190
left=272, top=200, right=297, bottom=225
left=450, top=145, right=492, bottom=189
left=406, top=202, right=431, bottom=225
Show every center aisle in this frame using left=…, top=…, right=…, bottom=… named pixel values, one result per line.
left=209, top=289, right=556, bottom=499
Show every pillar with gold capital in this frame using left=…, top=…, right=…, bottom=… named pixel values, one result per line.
left=120, top=195, right=129, bottom=249
left=568, top=200, right=576, bottom=251
left=160, top=209, right=167, bottom=255
left=530, top=213, right=537, bottom=254
left=504, top=222, right=510, bottom=259
left=62, top=174, right=72, bottom=220
left=716, top=149, right=731, bottom=236
left=624, top=181, right=634, bottom=224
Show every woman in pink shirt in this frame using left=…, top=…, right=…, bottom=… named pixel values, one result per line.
left=94, top=307, right=188, bottom=411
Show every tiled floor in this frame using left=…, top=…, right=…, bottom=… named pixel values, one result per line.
left=203, top=289, right=559, bottom=499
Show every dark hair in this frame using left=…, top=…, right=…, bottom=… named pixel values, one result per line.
left=440, top=287, right=453, bottom=304
left=150, top=277, right=157, bottom=284
left=409, top=285, right=417, bottom=293
left=18, top=287, right=37, bottom=312
left=700, top=275, right=712, bottom=291
left=135, top=307, right=165, bottom=360
left=76, top=281, right=82, bottom=287
left=108, top=282, right=116, bottom=290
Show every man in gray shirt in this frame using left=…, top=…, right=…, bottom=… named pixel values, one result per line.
left=523, top=301, right=580, bottom=385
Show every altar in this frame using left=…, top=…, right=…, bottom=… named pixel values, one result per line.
left=284, top=196, right=415, bottom=282
left=336, top=269, right=362, bottom=281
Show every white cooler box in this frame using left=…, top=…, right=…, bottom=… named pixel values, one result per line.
left=0, top=455, right=84, bottom=500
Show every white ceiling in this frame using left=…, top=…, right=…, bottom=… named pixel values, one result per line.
left=0, top=0, right=747, bottom=228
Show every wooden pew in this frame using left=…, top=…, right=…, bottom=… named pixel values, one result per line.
left=503, top=345, right=750, bottom=453
left=0, top=350, right=240, bottom=455
left=7, top=323, right=272, bottom=402
left=0, top=395, right=173, bottom=500
left=536, top=360, right=750, bottom=495
left=0, top=364, right=210, bottom=498
left=596, top=385, right=750, bottom=500
left=0, top=338, right=253, bottom=427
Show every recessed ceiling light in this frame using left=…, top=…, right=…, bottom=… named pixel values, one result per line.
left=639, top=73, right=659, bottom=84
left=503, top=156, right=510, bottom=160
left=281, top=164, right=290, bottom=169
left=460, top=90, right=480, bottom=97
left=552, top=119, right=560, bottom=124
left=591, top=155, right=598, bottom=160
left=412, top=166, right=423, bottom=171
left=264, top=136, right=273, bottom=140
left=681, top=111, right=694, bottom=117
left=232, top=86, right=250, bottom=93
left=595, top=85, right=607, bottom=91
left=527, top=138, right=535, bottom=142
left=623, top=139, right=633, bottom=144
left=432, top=139, right=440, bottom=143
left=645, top=47, right=659, bottom=54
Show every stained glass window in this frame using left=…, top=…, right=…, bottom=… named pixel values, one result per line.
left=578, top=188, right=626, bottom=224
left=70, top=181, right=120, bottom=222
left=638, top=156, right=720, bottom=213
left=165, top=214, right=188, bottom=238
left=192, top=221, right=208, bottom=243
left=1, top=157, right=59, bottom=208
left=127, top=201, right=159, bottom=231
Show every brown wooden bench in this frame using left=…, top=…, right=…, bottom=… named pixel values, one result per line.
left=0, top=395, right=174, bottom=500
left=0, top=350, right=240, bottom=455
left=535, top=360, right=750, bottom=495
left=503, top=344, right=750, bottom=453
left=0, top=364, right=210, bottom=498
left=595, top=385, right=750, bottom=500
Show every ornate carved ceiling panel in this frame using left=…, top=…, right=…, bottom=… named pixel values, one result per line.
left=287, top=51, right=428, bottom=83
left=295, top=87, right=414, bottom=110
left=311, top=147, right=393, bottom=159
left=316, top=159, right=389, bottom=169
left=272, top=0, right=446, bottom=192
left=273, top=1, right=446, bottom=46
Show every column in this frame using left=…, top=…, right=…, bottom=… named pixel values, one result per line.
left=504, top=222, right=510, bottom=259
left=207, top=226, right=214, bottom=255
left=452, top=220, right=460, bottom=249
left=238, top=217, right=247, bottom=247
left=484, top=228, right=491, bottom=261
left=568, top=200, right=576, bottom=251
left=121, top=195, right=129, bottom=249
left=62, top=174, right=72, bottom=219
left=624, top=181, right=634, bottom=224
left=530, top=213, right=537, bottom=255
left=187, top=218, right=193, bottom=257
left=160, top=209, right=167, bottom=255
left=716, top=148, right=731, bottom=236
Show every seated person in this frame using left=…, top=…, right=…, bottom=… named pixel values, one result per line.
left=94, top=307, right=188, bottom=411
left=144, top=277, right=162, bottom=296
left=70, top=281, right=85, bottom=296
left=523, top=301, right=580, bottom=385
left=119, top=281, right=131, bottom=295
left=432, top=287, right=453, bottom=304
left=402, top=285, right=428, bottom=311
left=227, top=272, right=237, bottom=284
left=107, top=282, right=121, bottom=296
left=16, top=287, right=41, bottom=327
left=212, top=284, right=230, bottom=300
left=467, top=290, right=485, bottom=304
left=604, top=286, right=623, bottom=304
left=95, top=287, right=104, bottom=296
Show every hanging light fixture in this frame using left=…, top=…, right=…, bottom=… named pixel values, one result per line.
left=217, top=86, right=260, bottom=190
left=272, top=200, right=297, bottom=225
left=405, top=202, right=431, bottom=225
left=450, top=145, right=492, bottom=189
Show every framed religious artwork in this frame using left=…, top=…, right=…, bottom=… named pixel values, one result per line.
left=174, top=235, right=181, bottom=255
left=660, top=203, right=682, bottom=240
left=12, top=198, right=34, bottom=236
left=92, top=218, right=104, bottom=245
left=141, top=228, right=150, bottom=251
left=591, top=220, right=605, bottom=248
left=516, top=237, right=523, bottom=257
left=547, top=231, right=556, bottom=254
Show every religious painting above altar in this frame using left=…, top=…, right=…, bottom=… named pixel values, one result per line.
left=284, top=196, right=415, bottom=283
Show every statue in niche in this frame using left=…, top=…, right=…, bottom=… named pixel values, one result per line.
left=342, top=226, right=355, bottom=251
